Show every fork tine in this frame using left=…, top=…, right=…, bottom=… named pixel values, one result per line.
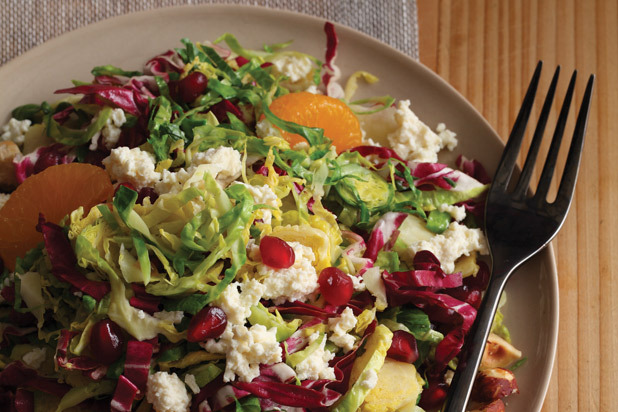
left=492, top=61, right=543, bottom=191
left=513, top=66, right=561, bottom=198
left=554, top=74, right=595, bottom=207
left=534, top=70, right=577, bottom=201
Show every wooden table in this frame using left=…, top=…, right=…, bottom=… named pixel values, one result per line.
left=417, top=1, right=617, bottom=411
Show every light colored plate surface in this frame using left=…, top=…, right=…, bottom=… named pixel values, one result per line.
left=0, top=5, right=558, bottom=411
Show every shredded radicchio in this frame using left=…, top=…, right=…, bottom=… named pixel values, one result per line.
left=14, top=144, right=75, bottom=184
left=321, top=22, right=344, bottom=98
left=121, top=341, right=153, bottom=394
left=37, top=215, right=111, bottom=301
left=412, top=163, right=459, bottom=191
left=110, top=375, right=139, bottom=412
left=143, top=50, right=185, bottom=80
left=55, top=329, right=102, bottom=371
left=55, top=84, right=143, bottom=116
left=363, top=212, right=408, bottom=261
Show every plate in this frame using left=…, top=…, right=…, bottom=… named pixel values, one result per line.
left=0, top=5, right=558, bottom=411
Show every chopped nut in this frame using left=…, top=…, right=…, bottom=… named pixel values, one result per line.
left=471, top=367, right=519, bottom=403
left=469, top=399, right=506, bottom=412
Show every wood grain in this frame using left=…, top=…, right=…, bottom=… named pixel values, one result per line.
left=417, top=1, right=618, bottom=411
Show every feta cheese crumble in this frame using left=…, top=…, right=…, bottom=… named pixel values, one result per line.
left=89, top=108, right=127, bottom=150
left=409, top=221, right=488, bottom=273
left=22, top=347, right=47, bottom=369
left=1, top=118, right=31, bottom=146
left=234, top=183, right=280, bottom=225
left=146, top=371, right=191, bottom=412
left=214, top=279, right=266, bottom=325
left=358, top=368, right=379, bottom=390
left=203, top=323, right=282, bottom=382
left=155, top=147, right=243, bottom=194
left=328, top=307, right=358, bottom=353
left=257, top=241, right=319, bottom=304
left=270, top=53, right=316, bottom=91
left=295, top=332, right=336, bottom=381
left=103, top=146, right=160, bottom=190
left=255, top=118, right=282, bottom=139
left=387, top=100, right=456, bottom=163
left=438, top=203, right=467, bottom=222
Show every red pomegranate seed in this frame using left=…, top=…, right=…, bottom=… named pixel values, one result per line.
left=259, top=236, right=295, bottom=269
left=387, top=330, right=419, bottom=363
left=318, top=267, right=354, bottom=306
left=187, top=306, right=227, bottom=342
left=419, top=382, right=448, bottom=410
left=170, top=71, right=208, bottom=103
left=90, top=319, right=126, bottom=364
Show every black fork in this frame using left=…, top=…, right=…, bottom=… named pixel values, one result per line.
left=443, top=61, right=595, bottom=412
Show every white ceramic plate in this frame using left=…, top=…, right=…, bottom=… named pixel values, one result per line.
left=0, top=5, right=558, bottom=411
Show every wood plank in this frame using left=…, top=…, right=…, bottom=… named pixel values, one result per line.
left=416, top=1, right=618, bottom=410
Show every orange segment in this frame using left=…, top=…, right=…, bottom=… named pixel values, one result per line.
left=0, top=163, right=113, bottom=270
left=267, top=91, right=362, bottom=151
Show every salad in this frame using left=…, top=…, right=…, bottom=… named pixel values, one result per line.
left=0, top=22, right=525, bottom=412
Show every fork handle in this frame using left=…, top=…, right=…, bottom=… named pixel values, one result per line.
left=442, top=268, right=512, bottom=412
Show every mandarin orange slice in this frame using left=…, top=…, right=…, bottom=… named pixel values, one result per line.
left=0, top=163, right=113, bottom=270
left=267, top=91, right=362, bottom=152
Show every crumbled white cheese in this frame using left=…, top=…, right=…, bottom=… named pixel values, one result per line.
left=358, top=368, right=379, bottom=390
left=103, top=146, right=160, bottom=190
left=438, top=203, right=467, bottom=222
left=436, top=122, right=458, bottom=151
left=295, top=332, right=336, bottom=381
left=362, top=266, right=388, bottom=311
left=270, top=53, right=316, bottom=91
left=349, top=273, right=366, bottom=292
left=257, top=241, right=319, bottom=304
left=214, top=279, right=266, bottom=326
left=386, top=100, right=457, bottom=163
left=154, top=147, right=243, bottom=194
left=146, top=371, right=191, bottom=412
left=0, top=193, right=10, bottom=211
left=409, top=221, right=488, bottom=273
left=189, top=147, right=242, bottom=188
left=1, top=118, right=31, bottom=146
left=234, top=183, right=280, bottom=225
left=255, top=118, right=282, bottom=139
left=22, top=347, right=47, bottom=369
left=328, top=307, right=358, bottom=353
left=203, top=323, right=282, bottom=382
left=155, top=168, right=191, bottom=195
left=304, top=84, right=321, bottom=94
left=153, top=310, right=185, bottom=324
left=137, top=310, right=147, bottom=320
left=89, top=108, right=127, bottom=150
left=184, top=373, right=201, bottom=394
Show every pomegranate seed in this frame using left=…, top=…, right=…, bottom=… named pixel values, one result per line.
left=90, top=319, right=126, bottom=364
left=187, top=306, right=227, bottom=342
left=170, top=71, right=208, bottom=103
left=318, top=267, right=354, bottom=306
left=419, top=381, right=448, bottom=410
left=259, top=236, right=295, bottom=269
left=387, top=330, right=419, bottom=363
